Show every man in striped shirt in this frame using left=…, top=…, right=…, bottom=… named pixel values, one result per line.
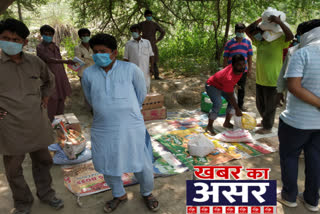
left=223, top=23, right=253, bottom=111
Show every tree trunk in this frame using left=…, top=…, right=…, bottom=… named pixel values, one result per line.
left=0, top=0, right=15, bottom=15
left=215, top=0, right=232, bottom=66
left=17, top=0, right=23, bottom=21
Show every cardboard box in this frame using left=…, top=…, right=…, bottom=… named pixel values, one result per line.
left=54, top=113, right=81, bottom=133
left=142, top=93, right=164, bottom=110
left=142, top=107, right=167, bottom=121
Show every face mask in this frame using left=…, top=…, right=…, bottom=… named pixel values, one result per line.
left=0, top=40, right=23, bottom=55
left=42, top=35, right=53, bottom=43
left=146, top=16, right=152, bottom=21
left=132, top=32, right=140, bottom=39
left=236, top=32, right=244, bottom=38
left=296, top=35, right=301, bottom=43
left=254, top=33, right=263, bottom=41
left=81, top=36, right=90, bottom=43
left=92, top=53, right=113, bottom=67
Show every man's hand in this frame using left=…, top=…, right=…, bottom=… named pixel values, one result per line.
left=247, top=69, right=252, bottom=77
left=41, top=96, right=49, bottom=108
left=268, top=15, right=282, bottom=24
left=235, top=108, right=243, bottom=117
left=66, top=60, right=76, bottom=66
left=0, top=111, right=7, bottom=120
left=276, top=93, right=285, bottom=107
left=150, top=66, right=154, bottom=75
left=235, top=84, right=241, bottom=90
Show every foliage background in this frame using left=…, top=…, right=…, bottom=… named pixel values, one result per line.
left=1, top=0, right=320, bottom=75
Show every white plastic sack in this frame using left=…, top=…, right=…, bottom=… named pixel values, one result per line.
left=259, top=7, right=289, bottom=34
left=262, top=30, right=283, bottom=42
left=188, top=134, right=215, bottom=157
left=214, top=129, right=254, bottom=143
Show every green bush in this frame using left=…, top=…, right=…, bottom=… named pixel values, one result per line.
left=158, top=23, right=220, bottom=76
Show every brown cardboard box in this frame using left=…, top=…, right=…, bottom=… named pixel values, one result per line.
left=54, top=113, right=81, bottom=133
left=142, top=107, right=167, bottom=121
left=142, top=93, right=164, bottom=110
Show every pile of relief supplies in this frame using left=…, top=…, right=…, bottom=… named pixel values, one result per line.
left=259, top=7, right=290, bottom=42
left=49, top=113, right=92, bottom=165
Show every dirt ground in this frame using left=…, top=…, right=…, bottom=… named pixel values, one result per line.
left=0, top=69, right=315, bottom=214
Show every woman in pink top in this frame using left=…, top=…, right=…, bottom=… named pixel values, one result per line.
left=205, top=54, right=245, bottom=134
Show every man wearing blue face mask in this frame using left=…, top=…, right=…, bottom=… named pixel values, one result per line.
left=138, top=9, right=165, bottom=80
left=81, top=34, right=159, bottom=212
left=0, top=18, right=63, bottom=214
left=245, top=16, right=293, bottom=134
left=36, top=25, right=75, bottom=122
left=223, top=23, right=253, bottom=111
left=74, top=28, right=94, bottom=79
left=124, top=24, right=154, bottom=92
left=74, top=28, right=94, bottom=111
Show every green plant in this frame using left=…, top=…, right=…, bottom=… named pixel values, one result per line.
left=61, top=36, right=79, bottom=58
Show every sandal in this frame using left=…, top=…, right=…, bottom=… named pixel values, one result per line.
left=104, top=194, right=128, bottom=213
left=143, top=194, right=160, bottom=212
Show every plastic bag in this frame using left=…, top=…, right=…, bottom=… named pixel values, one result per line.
left=188, top=134, right=215, bottom=157
left=259, top=7, right=287, bottom=33
left=233, top=112, right=257, bottom=130
left=48, top=143, right=92, bottom=165
left=262, top=30, right=283, bottom=42
left=214, top=129, right=254, bottom=143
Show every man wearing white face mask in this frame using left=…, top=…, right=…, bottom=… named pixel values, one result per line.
left=124, top=24, right=154, bottom=92
left=245, top=16, right=293, bottom=134
left=0, top=18, right=63, bottom=214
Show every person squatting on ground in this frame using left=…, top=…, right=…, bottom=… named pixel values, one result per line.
left=205, top=54, right=246, bottom=135
left=81, top=33, right=159, bottom=213
left=0, top=18, right=64, bottom=214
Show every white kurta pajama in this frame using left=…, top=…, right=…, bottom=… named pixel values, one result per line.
left=82, top=60, right=154, bottom=197
left=124, top=38, right=154, bottom=92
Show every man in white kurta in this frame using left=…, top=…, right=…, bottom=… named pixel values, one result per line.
left=81, top=33, right=159, bottom=212
left=124, top=24, right=154, bottom=92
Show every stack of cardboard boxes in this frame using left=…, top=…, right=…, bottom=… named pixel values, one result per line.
left=141, top=93, right=167, bottom=121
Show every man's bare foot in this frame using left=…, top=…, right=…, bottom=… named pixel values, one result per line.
left=255, top=128, right=272, bottom=134
left=205, top=126, right=216, bottom=135
left=223, top=122, right=234, bottom=129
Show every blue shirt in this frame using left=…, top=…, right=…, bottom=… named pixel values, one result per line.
left=223, top=37, right=253, bottom=71
left=280, top=45, right=320, bottom=130
left=81, top=60, right=151, bottom=176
